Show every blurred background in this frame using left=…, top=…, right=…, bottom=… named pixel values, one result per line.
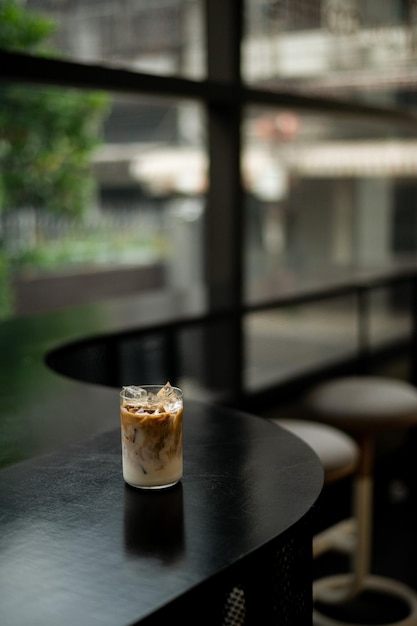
left=2, top=0, right=417, bottom=401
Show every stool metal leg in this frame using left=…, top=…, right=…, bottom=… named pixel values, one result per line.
left=350, top=434, right=373, bottom=595
left=313, top=518, right=356, bottom=559
left=314, top=435, right=374, bottom=604
left=313, top=434, right=417, bottom=625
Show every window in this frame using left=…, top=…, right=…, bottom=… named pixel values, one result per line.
left=2, top=0, right=417, bottom=401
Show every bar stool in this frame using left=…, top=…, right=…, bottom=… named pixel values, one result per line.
left=305, top=375, right=417, bottom=626
left=270, top=418, right=359, bottom=487
left=270, top=419, right=360, bottom=616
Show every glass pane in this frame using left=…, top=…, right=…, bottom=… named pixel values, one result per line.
left=0, top=82, right=206, bottom=319
left=47, top=319, right=241, bottom=403
left=243, top=0, right=417, bottom=109
left=120, top=333, right=173, bottom=385
left=245, top=297, right=357, bottom=391
left=243, top=105, right=417, bottom=305
left=5, top=0, right=205, bottom=79
left=369, top=283, right=412, bottom=348
left=178, top=320, right=239, bottom=402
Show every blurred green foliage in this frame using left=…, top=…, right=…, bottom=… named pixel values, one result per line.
left=0, top=0, right=110, bottom=319
left=0, top=0, right=55, bottom=51
left=0, top=0, right=109, bottom=216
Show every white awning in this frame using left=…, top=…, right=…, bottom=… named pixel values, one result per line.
left=93, top=140, right=417, bottom=201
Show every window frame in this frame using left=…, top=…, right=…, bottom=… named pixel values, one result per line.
left=2, top=1, right=417, bottom=403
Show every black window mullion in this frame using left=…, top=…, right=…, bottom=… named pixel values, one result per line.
left=203, top=0, right=245, bottom=401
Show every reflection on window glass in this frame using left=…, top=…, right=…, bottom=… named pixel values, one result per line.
left=245, top=297, right=357, bottom=391
left=243, top=0, right=417, bottom=109
left=0, top=82, right=206, bottom=318
left=178, top=321, right=239, bottom=403
left=5, top=0, right=205, bottom=79
left=243, top=105, right=417, bottom=304
left=368, top=284, right=412, bottom=348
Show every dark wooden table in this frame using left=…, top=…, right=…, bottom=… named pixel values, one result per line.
left=0, top=398, right=323, bottom=626
left=0, top=294, right=323, bottom=625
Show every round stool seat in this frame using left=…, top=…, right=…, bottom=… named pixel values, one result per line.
left=300, top=376, right=417, bottom=625
left=308, top=377, right=417, bottom=434
left=270, top=418, right=359, bottom=483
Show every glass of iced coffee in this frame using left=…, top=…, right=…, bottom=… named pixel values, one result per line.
left=120, top=382, right=183, bottom=489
